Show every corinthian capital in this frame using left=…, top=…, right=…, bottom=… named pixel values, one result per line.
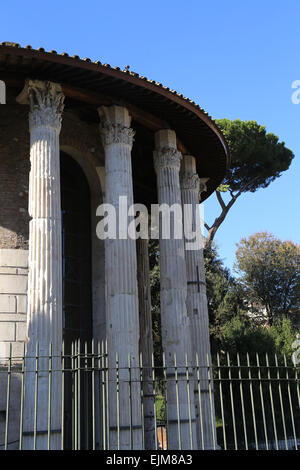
left=153, top=147, right=182, bottom=173
left=180, top=171, right=200, bottom=192
left=29, top=81, right=64, bottom=131
left=17, top=80, right=64, bottom=131
left=98, top=105, right=135, bottom=147
left=99, top=122, right=135, bottom=147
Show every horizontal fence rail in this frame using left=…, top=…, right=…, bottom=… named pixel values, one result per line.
left=0, top=342, right=299, bottom=450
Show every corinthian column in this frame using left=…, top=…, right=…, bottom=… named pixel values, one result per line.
left=98, top=105, right=142, bottom=450
left=153, top=130, right=197, bottom=450
left=180, top=155, right=216, bottom=449
left=18, top=80, right=64, bottom=449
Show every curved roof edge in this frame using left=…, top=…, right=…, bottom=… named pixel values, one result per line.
left=0, top=41, right=230, bottom=201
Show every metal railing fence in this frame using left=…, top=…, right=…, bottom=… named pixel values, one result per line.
left=0, top=341, right=299, bottom=450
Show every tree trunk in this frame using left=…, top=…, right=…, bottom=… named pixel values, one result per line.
left=205, top=192, right=240, bottom=244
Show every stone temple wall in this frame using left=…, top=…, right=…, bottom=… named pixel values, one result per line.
left=0, top=249, right=28, bottom=360
left=0, top=248, right=27, bottom=450
left=0, top=104, right=29, bottom=449
left=0, top=104, right=30, bottom=361
left=0, top=104, right=30, bottom=250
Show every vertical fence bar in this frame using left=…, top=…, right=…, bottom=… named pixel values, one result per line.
left=246, top=353, right=258, bottom=450
left=296, top=359, right=300, bottom=412
left=227, top=352, right=237, bottom=450
left=105, top=341, right=110, bottom=450
left=151, top=353, right=158, bottom=450
left=217, top=353, right=226, bottom=450
left=98, top=341, right=101, bottom=450
left=185, top=354, right=193, bottom=450
left=162, top=352, right=168, bottom=450
left=116, top=353, right=120, bottom=450
left=237, top=353, right=248, bottom=450
left=296, top=361, right=300, bottom=449
left=61, top=340, right=65, bottom=450
left=73, top=341, right=77, bottom=450
left=275, top=353, right=288, bottom=450
left=33, top=342, right=39, bottom=451
left=4, top=342, right=12, bottom=450
left=284, top=354, right=297, bottom=450
left=91, top=339, right=95, bottom=450
left=265, top=353, right=278, bottom=450
left=19, top=342, right=26, bottom=450
left=98, top=342, right=101, bottom=449
left=295, top=358, right=300, bottom=450
left=174, top=353, right=182, bottom=450
left=128, top=354, right=132, bottom=450
left=99, top=342, right=102, bottom=449
left=196, top=353, right=204, bottom=449
left=84, top=341, right=88, bottom=450
left=139, top=353, right=145, bottom=450
left=256, top=353, right=268, bottom=450
left=47, top=342, right=52, bottom=450
left=207, top=353, right=216, bottom=450
left=100, top=341, right=106, bottom=450
left=78, top=339, right=81, bottom=450
left=72, top=341, right=77, bottom=450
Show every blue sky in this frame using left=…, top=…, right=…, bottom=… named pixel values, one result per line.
left=1, top=0, right=299, bottom=272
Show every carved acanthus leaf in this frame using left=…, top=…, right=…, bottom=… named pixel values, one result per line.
left=153, top=147, right=182, bottom=172
left=180, top=172, right=200, bottom=191
left=99, top=122, right=135, bottom=147
left=28, top=81, right=65, bottom=131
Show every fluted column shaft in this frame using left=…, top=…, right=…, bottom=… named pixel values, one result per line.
left=153, top=130, right=197, bottom=450
left=180, top=155, right=216, bottom=449
left=23, top=80, right=64, bottom=450
left=98, top=105, right=142, bottom=450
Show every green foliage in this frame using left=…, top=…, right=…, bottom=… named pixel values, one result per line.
left=218, top=315, right=297, bottom=359
left=204, top=243, right=248, bottom=351
left=204, top=242, right=298, bottom=357
left=204, top=242, right=231, bottom=324
left=149, top=240, right=163, bottom=367
left=149, top=238, right=298, bottom=362
left=235, top=232, right=300, bottom=325
left=155, top=394, right=166, bottom=422
left=206, top=119, right=294, bottom=243
left=220, top=315, right=273, bottom=354
left=217, top=184, right=230, bottom=192
left=216, top=119, right=294, bottom=194
left=268, top=316, right=297, bottom=358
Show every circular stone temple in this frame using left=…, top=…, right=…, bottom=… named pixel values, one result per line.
left=0, top=42, right=229, bottom=451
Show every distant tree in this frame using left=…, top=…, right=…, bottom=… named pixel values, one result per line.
left=150, top=240, right=248, bottom=355
left=204, top=243, right=248, bottom=351
left=268, top=316, right=297, bottom=358
left=150, top=239, right=298, bottom=361
left=235, top=232, right=300, bottom=325
left=219, top=315, right=275, bottom=356
left=204, top=119, right=294, bottom=243
left=219, top=315, right=297, bottom=359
